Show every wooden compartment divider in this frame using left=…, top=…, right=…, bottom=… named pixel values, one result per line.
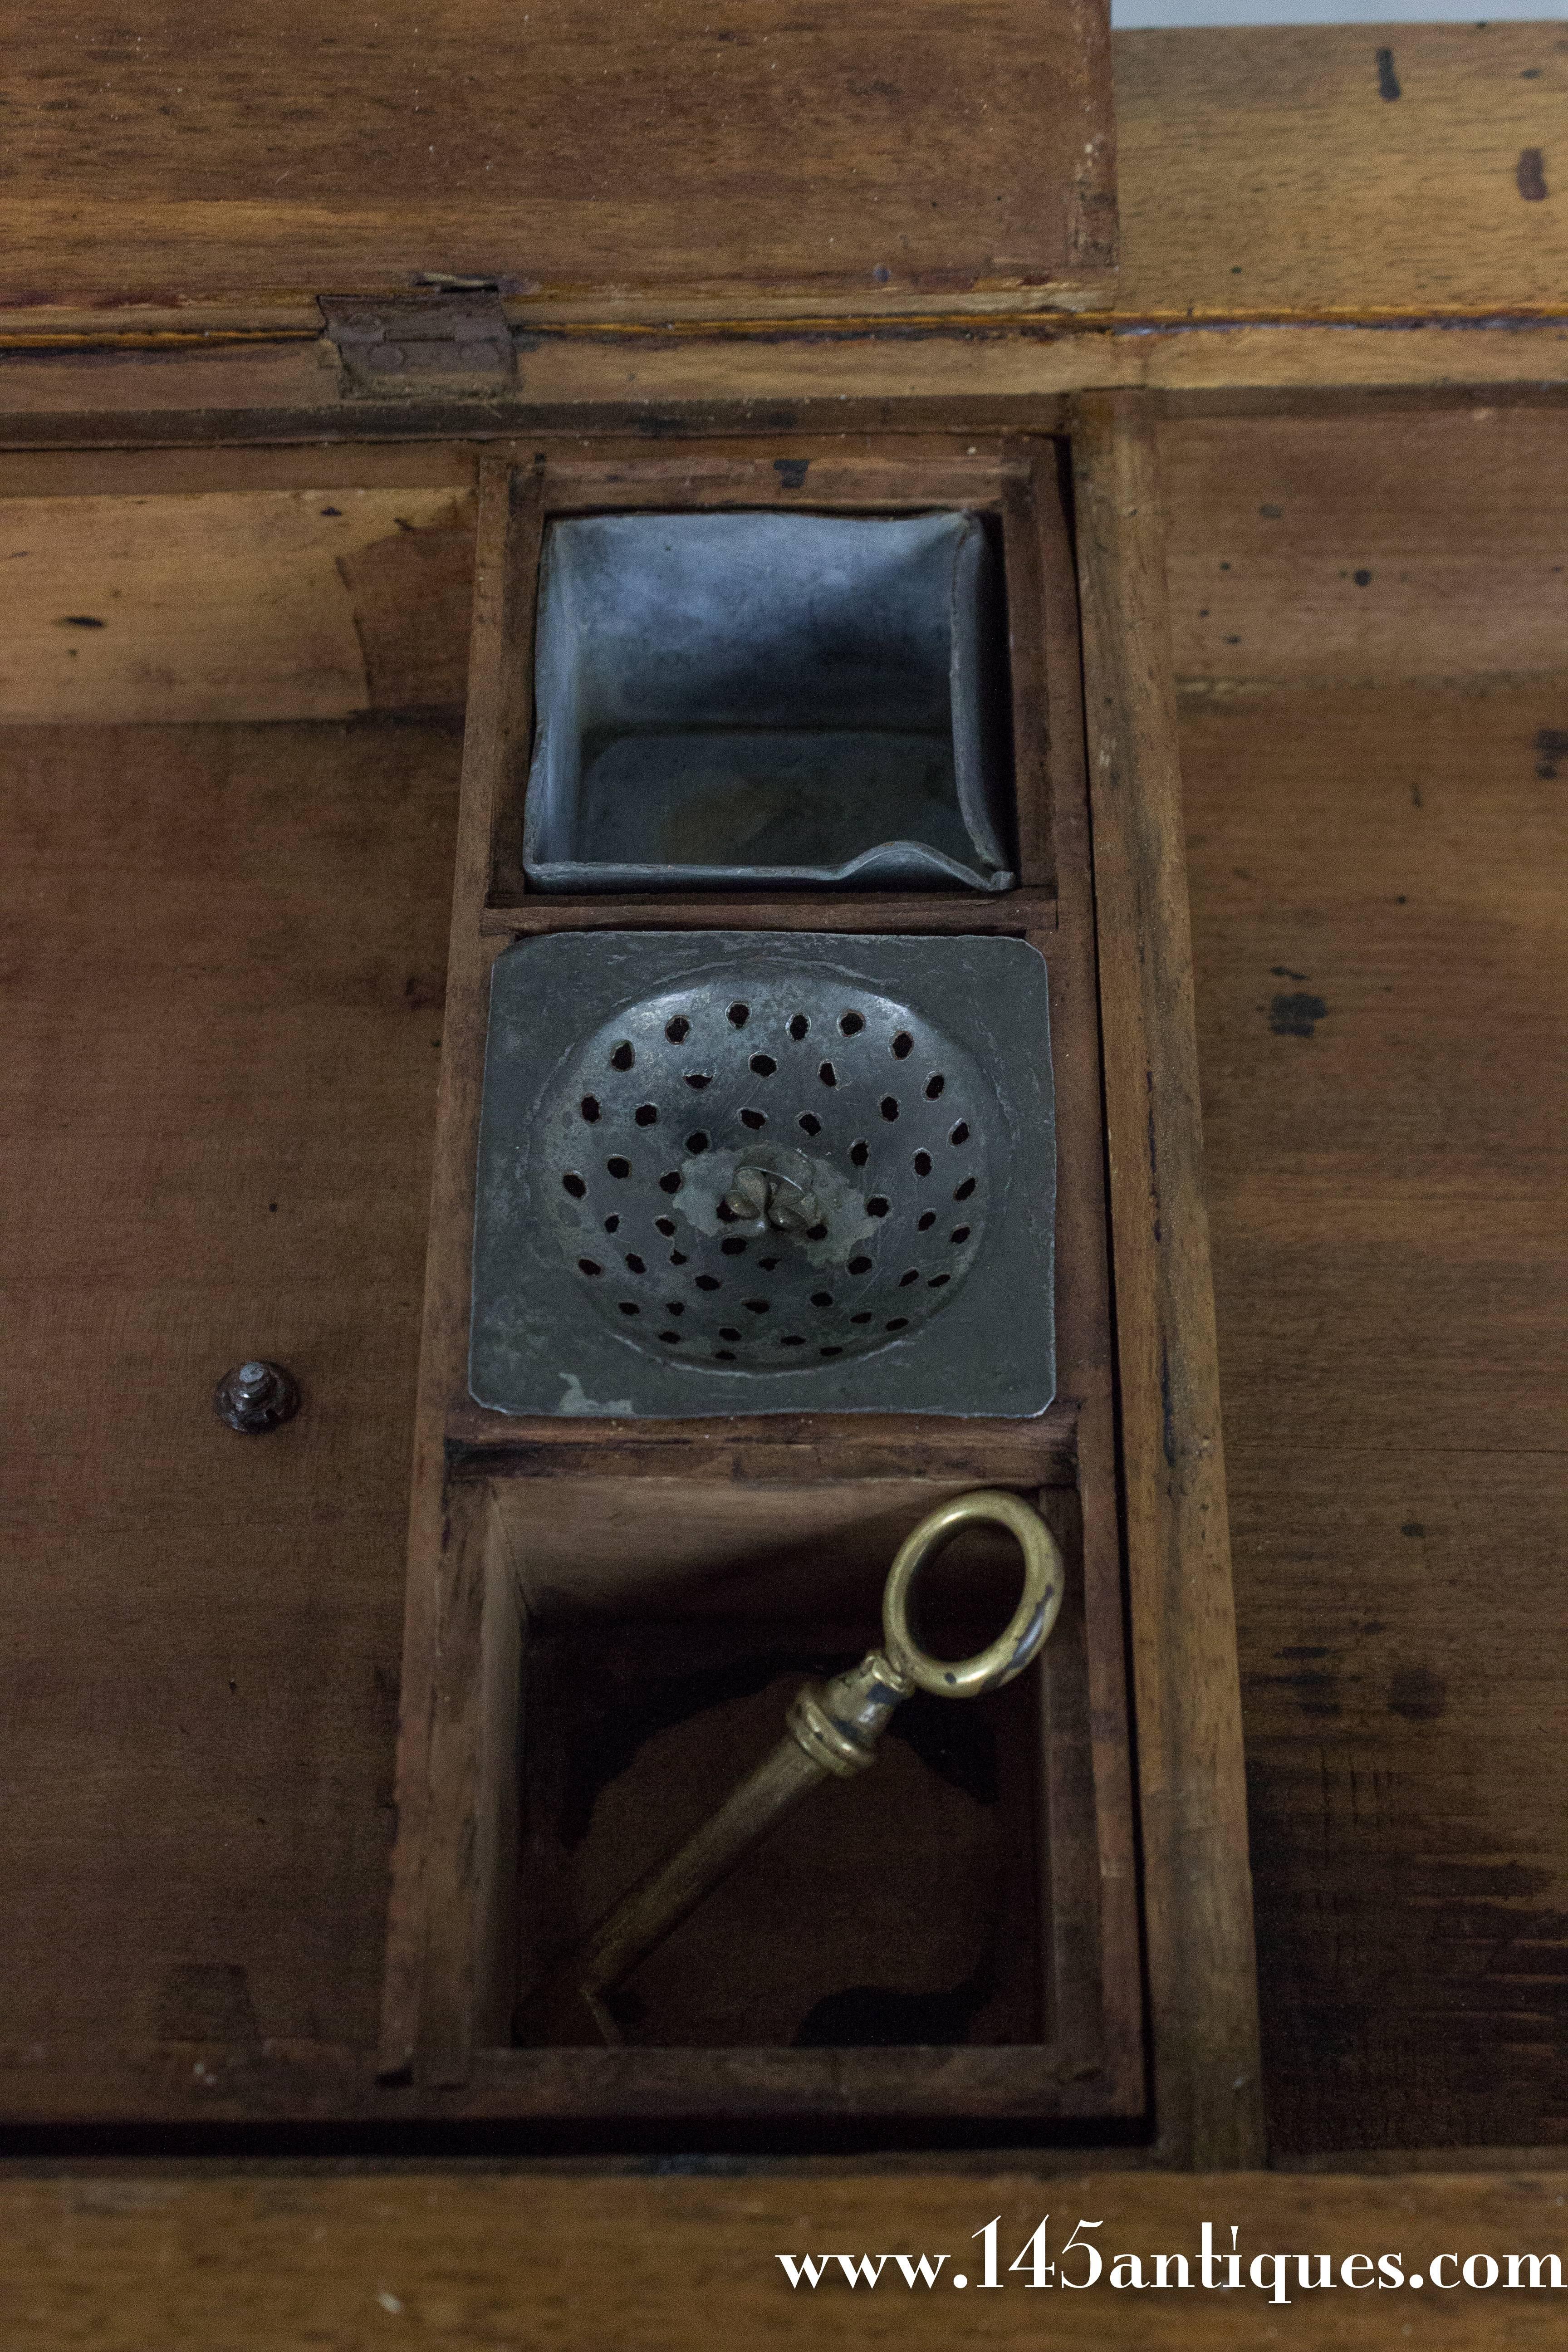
left=1073, top=393, right=1264, bottom=2167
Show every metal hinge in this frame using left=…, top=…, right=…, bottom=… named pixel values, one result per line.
left=318, top=290, right=516, bottom=399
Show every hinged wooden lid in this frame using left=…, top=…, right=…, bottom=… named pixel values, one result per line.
left=5, top=0, right=1115, bottom=329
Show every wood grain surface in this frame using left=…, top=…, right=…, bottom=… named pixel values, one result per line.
left=1162, top=407, right=1568, bottom=691
left=0, top=716, right=461, bottom=2062
left=0, top=24, right=1563, bottom=432
left=0, top=25, right=1560, bottom=334
left=2, top=407, right=1562, bottom=735
left=1072, top=396, right=1263, bottom=2169
left=0, top=0, right=1116, bottom=318
left=4, top=2169, right=1568, bottom=2348
left=381, top=459, right=528, bottom=2086
left=2, top=320, right=1564, bottom=443
left=1161, top=404, right=1568, bottom=2161
left=1115, top=24, right=1568, bottom=320
left=0, top=487, right=475, bottom=724
left=1184, top=678, right=1568, bottom=2157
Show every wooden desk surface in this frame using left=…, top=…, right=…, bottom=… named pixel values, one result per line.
left=0, top=25, right=1564, bottom=415
left=1116, top=23, right=1567, bottom=320
left=0, top=23, right=1565, bottom=2337
left=0, top=21, right=1562, bottom=328
left=5, top=404, right=1562, bottom=2163
left=7, top=2166, right=1568, bottom=2347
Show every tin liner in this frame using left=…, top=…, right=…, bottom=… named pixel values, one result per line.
left=522, top=510, right=1015, bottom=893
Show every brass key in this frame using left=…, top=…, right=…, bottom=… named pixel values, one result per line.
left=521, top=1488, right=1064, bottom=2046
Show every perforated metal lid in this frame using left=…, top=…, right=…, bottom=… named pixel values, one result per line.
left=471, top=932, right=1055, bottom=1419
left=539, top=971, right=988, bottom=1370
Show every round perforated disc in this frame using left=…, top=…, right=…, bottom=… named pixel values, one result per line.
left=538, top=970, right=989, bottom=1372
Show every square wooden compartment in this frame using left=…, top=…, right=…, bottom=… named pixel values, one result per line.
left=421, top=1471, right=1139, bottom=2129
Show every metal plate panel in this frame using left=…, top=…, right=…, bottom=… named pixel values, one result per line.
left=471, top=931, right=1054, bottom=1418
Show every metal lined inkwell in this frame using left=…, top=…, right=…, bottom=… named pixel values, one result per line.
left=470, top=932, right=1056, bottom=1418
left=518, top=1490, right=1066, bottom=2047
left=521, top=510, right=1015, bottom=894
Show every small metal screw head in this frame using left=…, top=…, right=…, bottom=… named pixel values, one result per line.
left=721, top=1160, right=821, bottom=1236
left=214, top=1359, right=301, bottom=1435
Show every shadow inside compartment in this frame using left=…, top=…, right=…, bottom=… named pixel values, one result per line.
left=514, top=1613, right=1046, bottom=2052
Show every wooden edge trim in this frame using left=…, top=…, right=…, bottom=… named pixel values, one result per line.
left=478, top=893, right=1060, bottom=938
left=1069, top=390, right=1264, bottom=2169
left=1025, top=440, right=1147, bottom=2123
left=3, top=302, right=1566, bottom=354
left=378, top=456, right=538, bottom=2083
